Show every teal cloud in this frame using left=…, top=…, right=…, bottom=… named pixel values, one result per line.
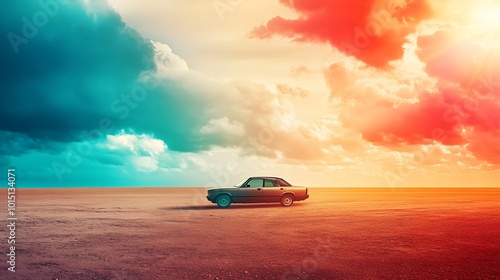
left=1, top=1, right=246, bottom=155
left=0, top=0, right=252, bottom=186
left=1, top=0, right=155, bottom=144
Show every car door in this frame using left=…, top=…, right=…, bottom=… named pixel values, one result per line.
left=262, top=179, right=284, bottom=202
left=238, top=178, right=263, bottom=202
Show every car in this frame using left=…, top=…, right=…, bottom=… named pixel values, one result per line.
left=206, top=176, right=309, bottom=208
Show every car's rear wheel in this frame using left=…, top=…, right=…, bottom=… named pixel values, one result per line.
left=216, top=194, right=231, bottom=208
left=281, top=194, right=294, bottom=207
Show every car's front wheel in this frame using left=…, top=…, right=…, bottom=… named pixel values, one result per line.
left=281, top=194, right=294, bottom=207
left=216, top=194, right=232, bottom=208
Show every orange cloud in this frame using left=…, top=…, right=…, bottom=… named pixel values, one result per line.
left=251, top=0, right=433, bottom=68
left=325, top=27, right=500, bottom=164
left=416, top=29, right=500, bottom=163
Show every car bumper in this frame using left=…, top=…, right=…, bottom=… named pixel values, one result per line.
left=206, top=195, right=216, bottom=203
left=295, top=194, right=309, bottom=201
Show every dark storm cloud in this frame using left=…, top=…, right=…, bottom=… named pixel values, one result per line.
left=1, top=0, right=251, bottom=157
left=0, top=0, right=155, bottom=146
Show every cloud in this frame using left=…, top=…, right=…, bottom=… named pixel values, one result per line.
left=100, top=132, right=182, bottom=173
left=0, top=0, right=155, bottom=145
left=1, top=0, right=357, bottom=165
left=322, top=25, right=500, bottom=164
left=345, top=89, right=467, bottom=146
left=151, top=41, right=189, bottom=74
left=0, top=131, right=63, bottom=156
left=0, top=1, right=278, bottom=157
left=251, top=0, right=433, bottom=68
left=132, top=156, right=159, bottom=172
left=200, top=117, right=245, bottom=145
left=415, top=28, right=500, bottom=163
left=7, top=0, right=496, bottom=187
left=275, top=84, right=309, bottom=97
left=290, top=65, right=312, bottom=76
left=105, top=132, right=166, bottom=173
left=417, top=29, right=500, bottom=88
left=106, top=132, right=166, bottom=157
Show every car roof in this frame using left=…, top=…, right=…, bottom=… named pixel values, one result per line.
left=248, top=176, right=284, bottom=180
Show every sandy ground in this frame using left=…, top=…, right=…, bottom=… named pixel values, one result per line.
left=0, top=187, right=499, bottom=280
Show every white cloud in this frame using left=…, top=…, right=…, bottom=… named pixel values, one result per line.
left=152, top=41, right=189, bottom=74
left=132, top=156, right=159, bottom=172
left=106, top=132, right=167, bottom=172
left=200, top=117, right=245, bottom=137
left=107, top=132, right=166, bottom=156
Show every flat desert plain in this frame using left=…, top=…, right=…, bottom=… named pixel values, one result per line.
left=1, top=188, right=499, bottom=279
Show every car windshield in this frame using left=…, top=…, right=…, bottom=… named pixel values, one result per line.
left=235, top=179, right=248, bottom=187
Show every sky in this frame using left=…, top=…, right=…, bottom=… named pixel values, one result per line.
left=1, top=0, right=499, bottom=187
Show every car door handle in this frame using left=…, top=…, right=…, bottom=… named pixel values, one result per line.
left=280, top=188, right=283, bottom=190
left=257, top=188, right=261, bottom=191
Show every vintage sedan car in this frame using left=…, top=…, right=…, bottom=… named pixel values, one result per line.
left=206, top=176, right=309, bottom=208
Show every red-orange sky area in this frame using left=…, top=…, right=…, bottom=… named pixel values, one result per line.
left=252, top=0, right=433, bottom=68
left=253, top=0, right=500, bottom=165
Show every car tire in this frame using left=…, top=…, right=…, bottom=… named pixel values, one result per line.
left=281, top=194, right=294, bottom=207
left=216, top=194, right=231, bottom=208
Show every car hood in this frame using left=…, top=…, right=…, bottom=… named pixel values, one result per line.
left=208, top=186, right=238, bottom=191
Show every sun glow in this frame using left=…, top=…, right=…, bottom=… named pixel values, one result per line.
left=468, top=2, right=500, bottom=30
left=460, top=1, right=500, bottom=50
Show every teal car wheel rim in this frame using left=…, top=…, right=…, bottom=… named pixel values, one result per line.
left=217, top=195, right=230, bottom=207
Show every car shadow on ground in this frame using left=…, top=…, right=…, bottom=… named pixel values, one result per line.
left=160, top=203, right=306, bottom=211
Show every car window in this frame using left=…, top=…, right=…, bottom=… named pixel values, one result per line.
left=247, top=179, right=263, bottom=188
left=264, top=179, right=278, bottom=187
left=277, top=178, right=291, bottom=186
left=235, top=178, right=248, bottom=187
